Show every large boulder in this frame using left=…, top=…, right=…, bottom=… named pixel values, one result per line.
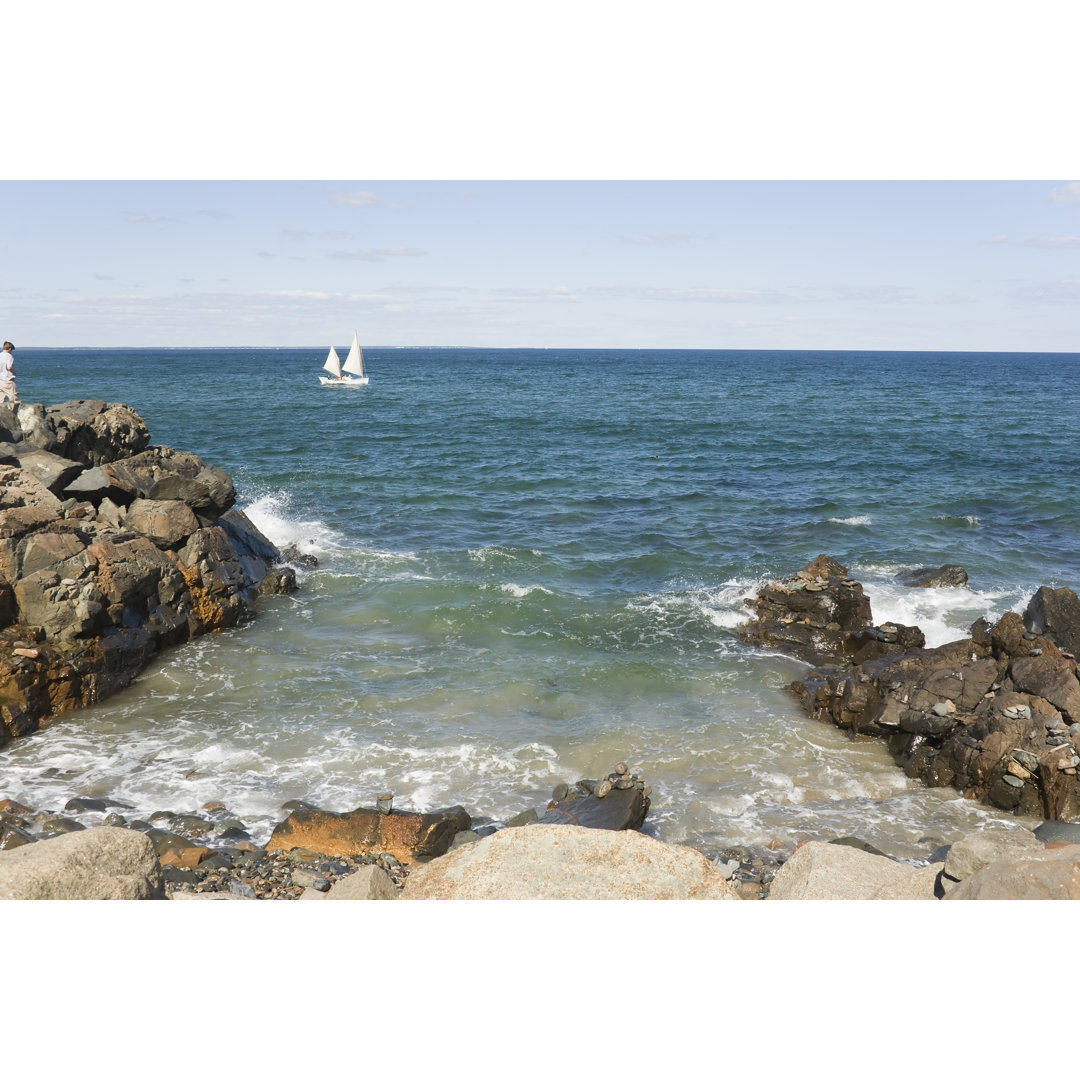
left=940, top=826, right=1044, bottom=884
left=267, top=804, right=472, bottom=862
left=401, top=825, right=740, bottom=900
left=944, top=843, right=1080, bottom=900
left=28, top=400, right=150, bottom=465
left=767, top=841, right=940, bottom=900
left=0, top=826, right=164, bottom=899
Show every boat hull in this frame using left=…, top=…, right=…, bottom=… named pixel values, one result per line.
left=318, top=376, right=369, bottom=386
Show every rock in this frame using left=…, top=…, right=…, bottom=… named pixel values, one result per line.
left=325, top=864, right=400, bottom=900
left=0, top=400, right=299, bottom=743
left=266, top=804, right=472, bottom=862
left=401, top=825, right=739, bottom=900
left=1033, top=820, right=1080, bottom=845
left=765, top=556, right=1080, bottom=821
left=1024, top=586, right=1080, bottom=657
left=737, top=555, right=878, bottom=666
left=897, top=565, right=969, bottom=588
left=1009, top=654, right=1080, bottom=723
left=940, top=827, right=1044, bottom=882
left=767, top=841, right=940, bottom=900
left=0, top=826, right=164, bottom=899
left=170, top=890, right=254, bottom=900
left=540, top=782, right=648, bottom=831
left=0, top=821, right=35, bottom=850
left=126, top=498, right=201, bottom=548
left=945, top=844, right=1080, bottom=899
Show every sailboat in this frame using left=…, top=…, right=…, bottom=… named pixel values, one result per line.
left=318, top=332, right=369, bottom=386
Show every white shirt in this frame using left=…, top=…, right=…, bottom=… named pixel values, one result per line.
left=0, top=352, right=13, bottom=382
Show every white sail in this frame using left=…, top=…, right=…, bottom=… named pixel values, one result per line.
left=322, top=345, right=342, bottom=378
left=342, top=332, right=365, bottom=378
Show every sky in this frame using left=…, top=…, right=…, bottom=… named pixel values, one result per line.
left=3, top=179, right=1080, bottom=350
left=5, top=1, right=1079, bottom=352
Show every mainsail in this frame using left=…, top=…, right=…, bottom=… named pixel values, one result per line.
left=343, top=332, right=365, bottom=379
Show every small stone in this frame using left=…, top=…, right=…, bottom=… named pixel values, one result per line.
left=1002, top=773, right=1025, bottom=788
left=376, top=793, right=393, bottom=814
left=595, top=779, right=613, bottom=799
left=202, top=801, right=227, bottom=813
left=1012, top=750, right=1039, bottom=771
left=614, top=777, right=635, bottom=790
left=932, top=701, right=955, bottom=717
left=551, top=783, right=570, bottom=802
left=614, top=762, right=628, bottom=775
left=1006, top=760, right=1031, bottom=780
left=1029, top=648, right=1043, bottom=657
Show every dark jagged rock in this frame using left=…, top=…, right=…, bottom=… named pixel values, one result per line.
left=1024, top=586, right=1080, bottom=657
left=755, top=557, right=1080, bottom=822
left=897, top=565, right=969, bottom=589
left=539, top=765, right=651, bottom=830
left=0, top=399, right=299, bottom=746
left=737, top=554, right=923, bottom=667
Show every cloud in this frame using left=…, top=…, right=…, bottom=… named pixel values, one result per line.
left=1049, top=182, right=1080, bottom=203
left=328, top=247, right=425, bottom=261
left=93, top=274, right=115, bottom=281
left=1014, top=279, right=1080, bottom=303
left=1023, top=236, right=1080, bottom=249
left=619, top=232, right=693, bottom=246
left=979, top=235, right=1010, bottom=245
left=326, top=190, right=408, bottom=210
left=198, top=208, right=231, bottom=219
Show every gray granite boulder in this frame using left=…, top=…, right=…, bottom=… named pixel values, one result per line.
left=944, top=843, right=1080, bottom=900
left=767, top=841, right=940, bottom=900
left=326, top=865, right=400, bottom=900
left=0, top=826, right=164, bottom=899
left=401, top=824, right=739, bottom=900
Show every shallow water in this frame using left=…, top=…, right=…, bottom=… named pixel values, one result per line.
left=5, top=347, right=1079, bottom=856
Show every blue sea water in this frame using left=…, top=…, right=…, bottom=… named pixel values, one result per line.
left=5, top=347, right=1080, bottom=858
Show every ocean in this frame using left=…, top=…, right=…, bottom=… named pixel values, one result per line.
left=5, top=346, right=1080, bottom=860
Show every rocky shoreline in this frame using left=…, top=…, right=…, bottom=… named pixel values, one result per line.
left=1, top=399, right=301, bottom=743
left=5, top=404, right=1080, bottom=898
left=4, top=779, right=1080, bottom=899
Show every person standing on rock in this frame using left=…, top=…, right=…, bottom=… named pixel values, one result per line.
left=0, top=342, right=17, bottom=403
